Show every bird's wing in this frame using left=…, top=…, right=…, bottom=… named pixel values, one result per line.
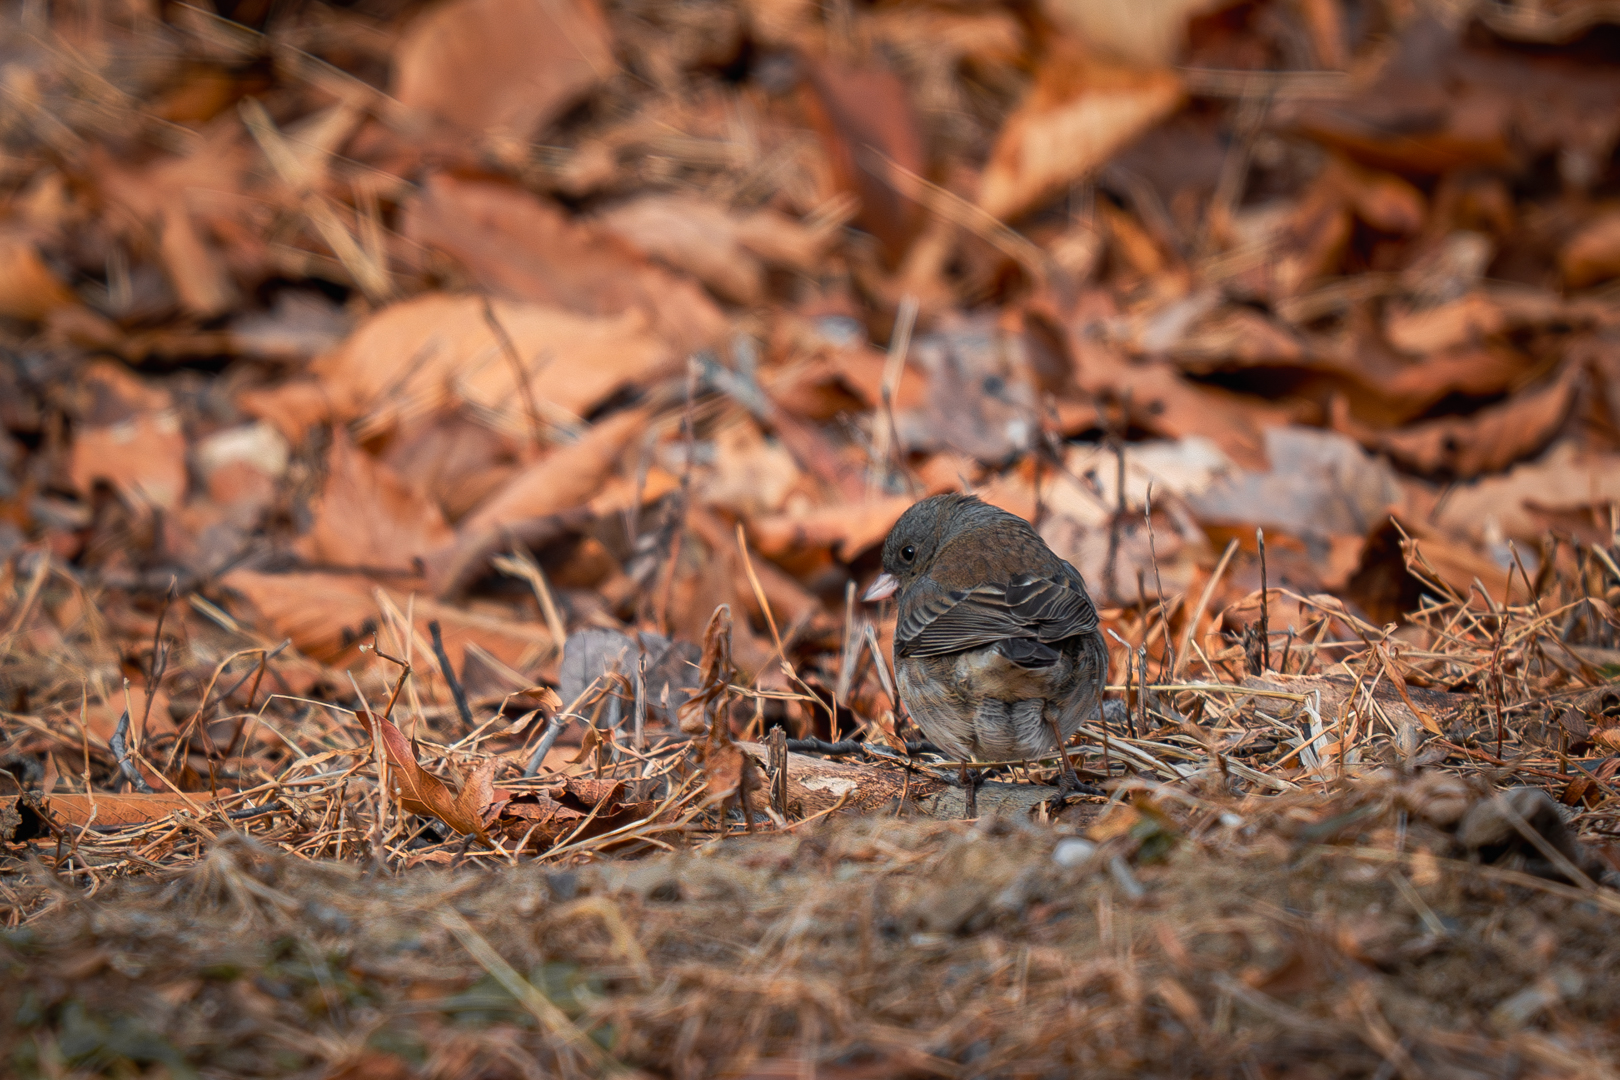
left=896, top=569, right=1099, bottom=660
left=1012, top=563, right=1101, bottom=641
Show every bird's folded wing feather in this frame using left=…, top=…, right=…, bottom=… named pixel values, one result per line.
left=896, top=569, right=1099, bottom=659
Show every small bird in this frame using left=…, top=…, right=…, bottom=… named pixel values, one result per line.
left=864, top=493, right=1107, bottom=817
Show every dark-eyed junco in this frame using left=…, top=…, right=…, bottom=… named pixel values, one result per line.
left=864, top=493, right=1107, bottom=817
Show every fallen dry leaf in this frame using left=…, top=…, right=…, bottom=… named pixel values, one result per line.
left=689, top=509, right=822, bottom=631
left=378, top=411, right=522, bottom=523
left=1240, top=173, right=1353, bottom=303
left=221, top=570, right=553, bottom=670
left=1330, top=362, right=1580, bottom=477
left=868, top=5, right=1026, bottom=69
left=1330, top=156, right=1427, bottom=235
left=429, top=407, right=651, bottom=594
left=392, top=0, right=613, bottom=146
left=1384, top=292, right=1505, bottom=356
left=369, top=711, right=491, bottom=842
left=1284, top=22, right=1515, bottom=174
left=492, top=776, right=656, bottom=850
left=977, top=41, right=1182, bottom=223
left=597, top=194, right=766, bottom=305
left=894, top=316, right=1040, bottom=463
left=403, top=174, right=727, bottom=353
left=228, top=291, right=351, bottom=361
left=1042, top=0, right=1220, bottom=66
left=312, top=292, right=675, bottom=436
left=1394, top=520, right=1514, bottom=606
left=158, top=200, right=239, bottom=317
left=1185, top=427, right=1401, bottom=541
left=697, top=417, right=803, bottom=519
left=1038, top=479, right=1210, bottom=602
left=800, top=53, right=927, bottom=262
left=1168, top=306, right=1304, bottom=371
left=456, top=407, right=650, bottom=538
left=296, top=428, right=453, bottom=573
left=194, top=421, right=289, bottom=520
left=1, top=792, right=232, bottom=834
left=68, top=362, right=189, bottom=512
left=682, top=604, right=759, bottom=818
left=595, top=195, right=834, bottom=306
left=1058, top=437, right=1232, bottom=518
left=1434, top=442, right=1620, bottom=542
left=0, top=230, right=77, bottom=319
left=1067, top=329, right=1293, bottom=470
left=767, top=341, right=929, bottom=420
left=1561, top=209, right=1620, bottom=288
left=89, top=130, right=252, bottom=318
left=749, top=495, right=917, bottom=563
left=1369, top=345, right=1533, bottom=423
left=235, top=378, right=336, bottom=444
left=1223, top=154, right=1424, bottom=307
left=217, top=571, right=388, bottom=661
left=679, top=603, right=737, bottom=736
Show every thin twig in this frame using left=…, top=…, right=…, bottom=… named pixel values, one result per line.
left=428, top=620, right=475, bottom=732
left=1174, top=540, right=1240, bottom=680
left=1257, top=527, right=1270, bottom=673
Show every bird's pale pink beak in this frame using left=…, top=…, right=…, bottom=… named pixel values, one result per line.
left=863, top=573, right=899, bottom=602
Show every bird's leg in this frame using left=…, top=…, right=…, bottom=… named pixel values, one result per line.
left=959, top=762, right=981, bottom=819
left=1047, top=716, right=1081, bottom=801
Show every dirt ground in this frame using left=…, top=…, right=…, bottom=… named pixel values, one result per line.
left=6, top=780, right=1620, bottom=1079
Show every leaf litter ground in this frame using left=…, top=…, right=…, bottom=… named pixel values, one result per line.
left=4, top=0, right=1620, bottom=1075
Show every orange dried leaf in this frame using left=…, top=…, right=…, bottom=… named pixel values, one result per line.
left=1331, top=363, right=1579, bottom=478
left=369, top=711, right=490, bottom=841
left=701, top=740, right=750, bottom=803
left=2, top=792, right=231, bottom=830
left=312, top=293, right=675, bottom=435
left=0, top=231, right=77, bottom=320
left=1589, top=597, right=1620, bottom=630
left=393, top=0, right=613, bottom=140
left=678, top=604, right=736, bottom=735
left=1384, top=292, right=1504, bottom=355
left=1043, top=0, right=1219, bottom=66
left=1561, top=210, right=1620, bottom=288
left=800, top=54, right=927, bottom=261
left=569, top=726, right=601, bottom=766
left=454, top=757, right=500, bottom=832
left=491, top=776, right=655, bottom=850
left=221, top=570, right=554, bottom=667
left=68, top=362, right=189, bottom=511
left=297, top=428, right=453, bottom=573
left=431, top=407, right=652, bottom=592
left=978, top=43, right=1183, bottom=222
left=596, top=195, right=766, bottom=305
left=403, top=175, right=726, bottom=353
left=1433, top=443, right=1620, bottom=540
left=158, top=201, right=239, bottom=317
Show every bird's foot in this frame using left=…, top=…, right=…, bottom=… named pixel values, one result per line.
left=1043, top=720, right=1100, bottom=806
left=959, top=765, right=982, bottom=819
left=1044, top=774, right=1104, bottom=813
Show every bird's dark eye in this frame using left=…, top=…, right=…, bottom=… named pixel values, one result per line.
left=901, top=545, right=916, bottom=562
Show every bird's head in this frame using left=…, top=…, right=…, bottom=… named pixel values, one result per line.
left=862, top=493, right=988, bottom=601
